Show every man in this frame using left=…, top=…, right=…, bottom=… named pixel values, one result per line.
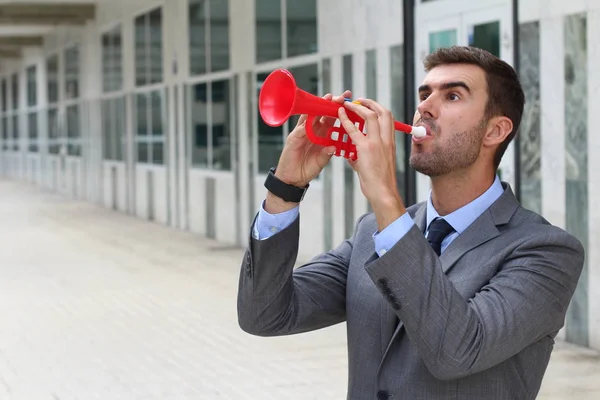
left=237, top=46, right=584, bottom=399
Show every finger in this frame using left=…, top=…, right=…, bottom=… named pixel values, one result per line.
left=294, top=114, right=308, bottom=130
left=333, top=90, right=352, bottom=104
left=317, top=145, right=337, bottom=166
left=347, top=158, right=358, bottom=172
left=337, top=107, right=365, bottom=146
left=317, top=114, right=337, bottom=134
left=343, top=101, right=381, bottom=143
left=315, top=91, right=349, bottom=129
left=355, top=98, right=394, bottom=147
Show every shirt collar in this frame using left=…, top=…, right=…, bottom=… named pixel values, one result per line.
left=426, top=175, right=504, bottom=234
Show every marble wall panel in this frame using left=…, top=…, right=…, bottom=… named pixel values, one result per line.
left=564, top=12, right=589, bottom=347
left=519, top=21, right=542, bottom=214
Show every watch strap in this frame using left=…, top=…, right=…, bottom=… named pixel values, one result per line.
left=264, top=167, right=308, bottom=203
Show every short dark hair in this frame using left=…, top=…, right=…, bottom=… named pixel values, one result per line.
left=423, top=46, right=525, bottom=169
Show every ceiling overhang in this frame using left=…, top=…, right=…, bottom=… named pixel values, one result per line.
left=0, top=3, right=95, bottom=25
left=0, top=2, right=96, bottom=61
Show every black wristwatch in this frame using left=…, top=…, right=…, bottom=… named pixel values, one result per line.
left=264, top=167, right=309, bottom=203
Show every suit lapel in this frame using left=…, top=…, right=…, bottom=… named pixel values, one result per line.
left=440, top=183, right=519, bottom=274
left=375, top=183, right=519, bottom=371
left=439, top=210, right=500, bottom=273
left=413, top=201, right=428, bottom=233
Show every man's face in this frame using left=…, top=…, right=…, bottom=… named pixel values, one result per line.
left=409, top=63, right=489, bottom=177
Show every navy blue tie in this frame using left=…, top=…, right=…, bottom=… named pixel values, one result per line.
left=427, top=218, right=455, bottom=256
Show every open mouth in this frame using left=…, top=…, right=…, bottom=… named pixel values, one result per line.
left=412, top=124, right=432, bottom=141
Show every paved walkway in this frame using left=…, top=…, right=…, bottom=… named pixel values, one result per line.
left=0, top=179, right=599, bottom=399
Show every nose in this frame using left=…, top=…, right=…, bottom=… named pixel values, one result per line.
left=416, top=93, right=437, bottom=121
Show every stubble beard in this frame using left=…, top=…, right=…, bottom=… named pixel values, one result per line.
left=409, top=119, right=486, bottom=177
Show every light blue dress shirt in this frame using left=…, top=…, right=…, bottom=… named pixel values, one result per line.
left=253, top=176, right=504, bottom=257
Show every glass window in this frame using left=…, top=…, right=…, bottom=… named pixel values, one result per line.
left=190, top=82, right=208, bottom=167
left=286, top=0, right=317, bottom=57
left=48, top=108, right=60, bottom=154
left=135, top=13, right=148, bottom=86
left=114, top=97, right=125, bottom=161
left=135, top=7, right=163, bottom=86
left=65, top=46, right=80, bottom=100
left=28, top=112, right=38, bottom=152
left=101, top=100, right=111, bottom=159
left=189, top=0, right=230, bottom=73
left=12, top=114, right=18, bottom=150
left=136, top=90, right=164, bottom=164
left=211, top=79, right=230, bottom=169
left=136, top=93, right=147, bottom=137
left=1, top=79, right=6, bottom=111
left=366, top=49, right=377, bottom=100
left=152, top=141, right=164, bottom=164
left=468, top=21, right=500, bottom=57
left=256, top=72, right=282, bottom=172
left=189, top=0, right=207, bottom=75
left=365, top=49, right=377, bottom=213
left=136, top=93, right=149, bottom=160
left=138, top=142, right=149, bottom=163
left=188, top=79, right=231, bottom=170
left=256, top=0, right=317, bottom=63
left=429, top=29, right=457, bottom=53
left=342, top=54, right=354, bottom=238
left=149, top=9, right=163, bottom=84
left=210, top=0, right=229, bottom=72
left=66, top=104, right=81, bottom=156
left=256, top=0, right=282, bottom=63
left=390, top=44, right=406, bottom=203
left=102, top=33, right=111, bottom=91
left=11, top=73, right=18, bottom=110
left=2, top=116, right=8, bottom=150
left=102, top=26, right=123, bottom=93
left=47, top=55, right=59, bottom=104
left=102, top=96, right=126, bottom=161
left=151, top=91, right=163, bottom=136
left=27, top=66, right=36, bottom=107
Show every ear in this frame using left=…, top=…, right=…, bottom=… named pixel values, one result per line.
left=483, top=116, right=513, bottom=147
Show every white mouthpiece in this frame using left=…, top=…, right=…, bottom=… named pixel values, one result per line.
left=411, top=126, right=427, bottom=138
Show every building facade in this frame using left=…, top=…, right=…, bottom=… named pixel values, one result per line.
left=0, top=0, right=598, bottom=350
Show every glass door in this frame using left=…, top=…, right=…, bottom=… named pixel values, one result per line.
left=425, top=15, right=460, bottom=55
left=462, top=6, right=512, bottom=62
left=416, top=2, right=514, bottom=200
left=462, top=6, right=514, bottom=185
left=422, top=6, right=511, bottom=78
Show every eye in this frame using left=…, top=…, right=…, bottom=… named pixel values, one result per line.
left=448, top=93, right=460, bottom=101
left=419, top=93, right=430, bottom=101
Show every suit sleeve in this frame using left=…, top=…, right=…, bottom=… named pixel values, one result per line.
left=252, top=200, right=299, bottom=240
left=237, top=211, right=368, bottom=336
left=364, top=224, right=585, bottom=380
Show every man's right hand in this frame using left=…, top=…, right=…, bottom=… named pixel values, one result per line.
left=265, top=90, right=352, bottom=214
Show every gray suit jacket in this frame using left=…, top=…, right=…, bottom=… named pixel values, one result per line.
left=237, top=183, right=584, bottom=399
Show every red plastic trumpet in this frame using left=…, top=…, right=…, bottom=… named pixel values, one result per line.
left=258, top=69, right=426, bottom=160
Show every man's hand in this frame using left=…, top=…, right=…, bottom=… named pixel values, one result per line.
left=265, top=90, right=352, bottom=214
left=338, top=98, right=407, bottom=231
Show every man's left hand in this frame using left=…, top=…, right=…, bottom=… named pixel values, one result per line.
left=338, top=99, right=407, bottom=232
